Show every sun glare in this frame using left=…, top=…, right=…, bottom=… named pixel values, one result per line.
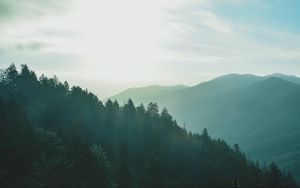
left=66, top=0, right=164, bottom=82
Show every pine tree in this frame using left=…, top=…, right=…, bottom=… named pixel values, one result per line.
left=268, top=162, right=282, bottom=187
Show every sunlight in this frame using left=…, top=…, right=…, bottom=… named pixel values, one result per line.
left=67, top=0, right=164, bottom=81
left=1, top=0, right=300, bottom=186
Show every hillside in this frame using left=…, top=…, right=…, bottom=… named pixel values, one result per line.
left=1, top=64, right=297, bottom=187
left=113, top=85, right=187, bottom=105
left=3, top=64, right=298, bottom=187
left=112, top=73, right=300, bottom=181
left=267, top=73, right=300, bottom=85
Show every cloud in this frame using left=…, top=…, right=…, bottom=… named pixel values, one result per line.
left=0, top=0, right=72, bottom=21
left=160, top=0, right=300, bottom=63
left=153, top=0, right=300, bottom=83
left=1, top=0, right=300, bottom=97
left=14, top=42, right=53, bottom=52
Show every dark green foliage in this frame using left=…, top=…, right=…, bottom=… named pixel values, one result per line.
left=112, top=74, right=300, bottom=182
left=268, top=162, right=282, bottom=187
left=0, top=65, right=297, bottom=187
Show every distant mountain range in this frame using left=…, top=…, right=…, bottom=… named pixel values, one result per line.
left=112, top=73, right=300, bottom=181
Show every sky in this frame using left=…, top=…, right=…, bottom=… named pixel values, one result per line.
left=0, top=0, right=300, bottom=98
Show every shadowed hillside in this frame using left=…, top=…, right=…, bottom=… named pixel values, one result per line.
left=113, top=73, right=300, bottom=182
left=0, top=64, right=297, bottom=187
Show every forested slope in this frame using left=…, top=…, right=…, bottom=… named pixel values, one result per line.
left=113, top=74, right=300, bottom=182
left=0, top=64, right=297, bottom=187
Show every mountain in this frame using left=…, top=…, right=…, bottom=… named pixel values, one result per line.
left=2, top=64, right=297, bottom=187
left=113, top=84, right=187, bottom=105
left=112, top=73, right=300, bottom=181
left=267, top=73, right=300, bottom=85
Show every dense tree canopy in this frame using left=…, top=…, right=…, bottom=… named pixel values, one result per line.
left=0, top=64, right=297, bottom=187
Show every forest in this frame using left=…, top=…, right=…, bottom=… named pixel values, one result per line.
left=0, top=64, right=298, bottom=187
left=112, top=73, right=300, bottom=182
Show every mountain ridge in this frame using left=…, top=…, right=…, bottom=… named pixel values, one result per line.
left=2, top=64, right=297, bottom=187
left=112, top=73, right=300, bottom=182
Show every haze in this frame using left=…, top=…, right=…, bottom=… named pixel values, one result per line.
left=0, top=0, right=300, bottom=98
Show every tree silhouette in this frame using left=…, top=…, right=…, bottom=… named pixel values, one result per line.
left=0, top=64, right=297, bottom=187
